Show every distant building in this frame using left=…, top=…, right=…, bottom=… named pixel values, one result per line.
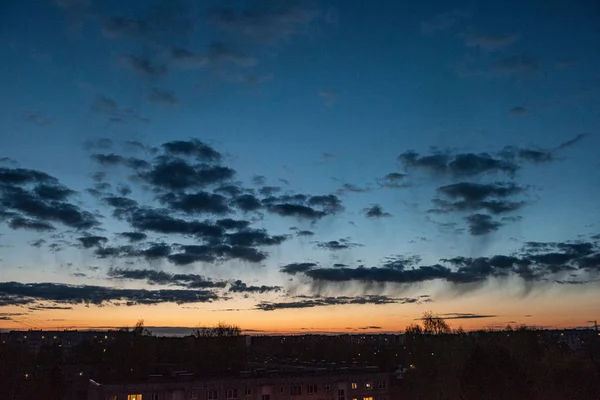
left=87, top=369, right=392, bottom=400
left=4, top=329, right=119, bottom=353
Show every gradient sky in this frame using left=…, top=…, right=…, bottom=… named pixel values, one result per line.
left=1, top=0, right=599, bottom=334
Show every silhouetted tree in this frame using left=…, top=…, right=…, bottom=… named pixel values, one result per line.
left=194, top=322, right=241, bottom=338
left=422, top=311, right=451, bottom=335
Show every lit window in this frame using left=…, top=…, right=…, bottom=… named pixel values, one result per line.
left=278, top=386, right=285, bottom=394
left=79, top=372, right=83, bottom=376
left=245, top=388, right=252, bottom=396
left=363, top=397, right=373, bottom=400
left=207, top=390, right=218, bottom=400
left=351, top=383, right=357, bottom=390
left=364, top=383, right=372, bottom=390
left=128, top=395, right=143, bottom=400
left=226, top=389, right=238, bottom=399
left=24, top=335, right=28, bottom=339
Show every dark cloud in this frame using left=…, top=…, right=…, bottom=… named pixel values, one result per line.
left=258, top=186, right=282, bottom=196
left=30, top=239, right=46, bottom=248
left=438, top=313, right=497, bottom=320
left=399, top=150, right=519, bottom=177
left=315, top=238, right=362, bottom=251
left=465, top=214, right=502, bottom=235
left=358, top=326, right=382, bottom=330
left=232, top=194, right=262, bottom=211
left=0, top=167, right=56, bottom=185
left=28, top=305, right=73, bottom=310
left=103, top=196, right=139, bottom=219
left=127, top=208, right=224, bottom=239
left=0, top=281, right=218, bottom=306
left=167, top=244, right=267, bottom=265
left=78, top=236, right=109, bottom=248
left=304, top=265, right=453, bottom=284
left=91, top=153, right=151, bottom=169
left=148, top=88, right=179, bottom=106
left=432, top=182, right=526, bottom=216
left=263, top=192, right=344, bottom=221
left=251, top=175, right=266, bottom=186
left=226, top=229, right=288, bottom=247
left=291, top=239, right=600, bottom=287
left=256, top=295, right=418, bottom=311
left=364, top=204, right=392, bottom=218
left=138, top=243, right=172, bottom=260
left=215, top=184, right=244, bottom=198
left=280, top=262, right=318, bottom=275
left=514, top=149, right=553, bottom=163
left=297, top=230, right=314, bottom=237
left=307, top=194, right=343, bottom=213
left=267, top=203, right=326, bottom=220
left=207, top=3, right=322, bottom=44
left=141, top=159, right=235, bottom=190
left=119, top=54, right=168, bottom=78
left=9, top=217, right=56, bottom=232
left=34, top=184, right=75, bottom=201
left=216, top=218, right=251, bottom=231
left=378, top=172, right=408, bottom=189
left=159, top=191, right=231, bottom=215
left=0, top=157, right=17, bottom=165
left=171, top=42, right=257, bottom=70
left=381, top=255, right=422, bottom=270
left=107, top=267, right=226, bottom=289
left=557, top=133, right=587, bottom=150
left=336, top=183, right=370, bottom=195
left=91, top=94, right=147, bottom=123
left=116, top=184, right=132, bottom=197
left=118, top=232, right=148, bottom=243
left=1, top=177, right=99, bottom=230
left=229, top=280, right=281, bottom=294
left=509, top=106, right=529, bottom=115
left=162, top=139, right=222, bottom=162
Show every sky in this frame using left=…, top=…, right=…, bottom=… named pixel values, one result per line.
left=0, top=0, right=599, bottom=334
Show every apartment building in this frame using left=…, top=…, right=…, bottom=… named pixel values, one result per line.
left=87, top=369, right=391, bottom=400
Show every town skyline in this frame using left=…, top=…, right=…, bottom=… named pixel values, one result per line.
left=1, top=0, right=600, bottom=334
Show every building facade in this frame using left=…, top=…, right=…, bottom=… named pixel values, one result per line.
left=88, top=371, right=392, bottom=400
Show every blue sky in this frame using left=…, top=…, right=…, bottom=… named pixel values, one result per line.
left=0, top=0, right=599, bottom=332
